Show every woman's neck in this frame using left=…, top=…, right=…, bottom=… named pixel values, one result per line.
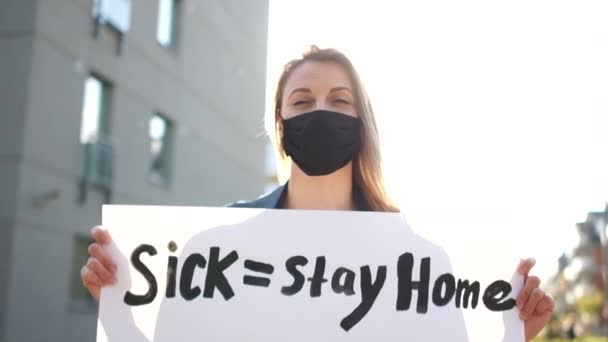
left=285, top=162, right=355, bottom=211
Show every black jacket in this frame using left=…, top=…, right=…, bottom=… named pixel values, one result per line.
left=228, top=182, right=372, bottom=211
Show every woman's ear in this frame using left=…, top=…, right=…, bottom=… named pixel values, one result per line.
left=275, top=111, right=284, bottom=138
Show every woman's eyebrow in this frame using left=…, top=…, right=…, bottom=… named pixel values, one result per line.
left=288, top=88, right=312, bottom=97
left=330, top=87, right=353, bottom=94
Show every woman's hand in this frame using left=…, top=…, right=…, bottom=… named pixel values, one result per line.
left=516, top=258, right=555, bottom=342
left=80, top=226, right=117, bottom=301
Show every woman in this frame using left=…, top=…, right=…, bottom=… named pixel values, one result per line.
left=82, top=46, right=554, bottom=340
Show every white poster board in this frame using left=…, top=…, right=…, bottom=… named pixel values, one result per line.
left=97, top=206, right=525, bottom=341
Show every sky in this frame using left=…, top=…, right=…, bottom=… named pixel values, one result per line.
left=265, top=0, right=608, bottom=280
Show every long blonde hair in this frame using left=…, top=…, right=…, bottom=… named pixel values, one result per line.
left=270, top=46, right=399, bottom=212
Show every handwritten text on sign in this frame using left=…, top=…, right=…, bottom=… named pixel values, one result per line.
left=97, top=206, right=524, bottom=342
left=126, top=245, right=515, bottom=331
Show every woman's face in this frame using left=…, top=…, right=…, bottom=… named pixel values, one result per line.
left=280, top=61, right=358, bottom=120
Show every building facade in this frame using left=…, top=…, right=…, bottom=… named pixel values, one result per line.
left=0, top=0, right=270, bottom=341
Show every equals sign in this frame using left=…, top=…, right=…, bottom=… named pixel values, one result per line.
left=243, top=259, right=274, bottom=287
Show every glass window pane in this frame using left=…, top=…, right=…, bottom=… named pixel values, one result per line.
left=149, top=114, right=172, bottom=183
left=80, top=76, right=103, bottom=143
left=149, top=115, right=167, bottom=140
left=157, top=0, right=175, bottom=46
left=94, top=0, right=132, bottom=33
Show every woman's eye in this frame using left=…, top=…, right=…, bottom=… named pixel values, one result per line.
left=293, top=100, right=311, bottom=106
left=334, top=98, right=351, bottom=104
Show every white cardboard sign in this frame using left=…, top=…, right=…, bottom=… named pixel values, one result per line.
left=97, top=205, right=525, bottom=341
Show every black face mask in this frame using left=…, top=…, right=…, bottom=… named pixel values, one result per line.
left=281, top=110, right=361, bottom=176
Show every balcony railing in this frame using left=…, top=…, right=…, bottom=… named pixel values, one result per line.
left=79, top=135, right=115, bottom=203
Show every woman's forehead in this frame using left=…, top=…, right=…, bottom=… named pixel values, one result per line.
left=284, top=61, right=353, bottom=93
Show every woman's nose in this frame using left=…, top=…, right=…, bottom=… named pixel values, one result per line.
left=313, top=99, right=330, bottom=111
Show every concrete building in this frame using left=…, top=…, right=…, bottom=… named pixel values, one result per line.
left=0, top=0, right=270, bottom=341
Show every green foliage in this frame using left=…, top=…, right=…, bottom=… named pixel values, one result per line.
left=533, top=337, right=607, bottom=342
left=575, top=292, right=603, bottom=315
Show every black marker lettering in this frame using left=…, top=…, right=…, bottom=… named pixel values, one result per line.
left=120, top=246, right=516, bottom=329
left=456, top=279, right=480, bottom=309
left=340, top=265, right=387, bottom=332
left=124, top=244, right=157, bottom=306
left=483, top=280, right=515, bottom=311
left=281, top=256, right=308, bottom=295
left=331, top=267, right=356, bottom=295
left=166, top=256, right=178, bottom=298
left=243, top=275, right=271, bottom=287
left=203, top=247, right=238, bottom=300
left=243, top=259, right=274, bottom=288
left=396, top=253, right=430, bottom=313
left=307, top=256, right=328, bottom=297
left=432, top=273, right=456, bottom=306
left=180, top=253, right=206, bottom=300
left=244, top=259, right=274, bottom=274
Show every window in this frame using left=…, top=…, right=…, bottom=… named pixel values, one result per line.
left=156, top=0, right=180, bottom=47
left=149, top=113, right=174, bottom=184
left=92, top=0, right=132, bottom=34
left=69, top=236, right=96, bottom=310
left=80, top=74, right=111, bottom=143
left=92, top=0, right=132, bottom=53
left=79, top=74, right=114, bottom=203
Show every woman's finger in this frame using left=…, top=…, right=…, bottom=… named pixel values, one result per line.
left=87, top=257, right=116, bottom=284
left=91, top=226, right=113, bottom=245
left=520, top=287, right=544, bottom=320
left=88, top=242, right=117, bottom=274
left=534, top=294, right=555, bottom=315
left=81, top=265, right=101, bottom=301
left=517, top=258, right=536, bottom=281
left=517, top=275, right=540, bottom=309
left=81, top=265, right=102, bottom=288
